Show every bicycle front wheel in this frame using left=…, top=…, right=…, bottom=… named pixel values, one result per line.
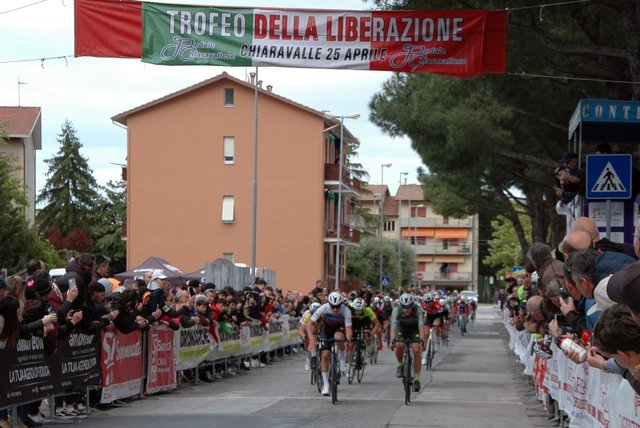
left=330, top=350, right=339, bottom=404
left=404, top=350, right=412, bottom=405
left=357, top=345, right=366, bottom=383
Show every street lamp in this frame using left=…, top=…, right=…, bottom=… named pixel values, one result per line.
left=413, top=203, right=425, bottom=285
left=397, top=172, right=408, bottom=289
left=325, top=112, right=360, bottom=291
left=379, top=162, right=392, bottom=289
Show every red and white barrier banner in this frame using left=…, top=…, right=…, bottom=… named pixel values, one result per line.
left=174, top=326, right=215, bottom=371
left=100, top=327, right=143, bottom=404
left=74, top=0, right=507, bottom=77
left=505, top=318, right=640, bottom=428
left=146, top=326, right=176, bottom=395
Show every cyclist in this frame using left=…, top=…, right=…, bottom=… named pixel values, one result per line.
left=307, top=291, right=353, bottom=396
left=421, top=293, right=444, bottom=363
left=348, top=297, right=381, bottom=363
left=380, top=295, right=393, bottom=344
left=298, top=302, right=321, bottom=371
left=390, top=293, right=425, bottom=392
left=457, top=297, right=471, bottom=332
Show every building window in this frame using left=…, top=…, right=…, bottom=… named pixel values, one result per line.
left=224, top=88, right=234, bottom=106
left=384, top=220, right=395, bottom=232
left=222, top=196, right=234, bottom=223
left=223, top=136, right=235, bottom=164
left=223, top=252, right=234, bottom=262
left=442, top=239, right=449, bottom=250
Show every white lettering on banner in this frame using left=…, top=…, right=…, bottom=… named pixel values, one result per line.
left=9, top=365, right=50, bottom=382
left=582, top=103, right=640, bottom=120
left=61, top=357, right=98, bottom=374
left=164, top=9, right=465, bottom=43
left=166, top=10, right=246, bottom=37
left=68, top=333, right=94, bottom=348
left=116, top=342, right=142, bottom=360
left=16, top=337, right=44, bottom=352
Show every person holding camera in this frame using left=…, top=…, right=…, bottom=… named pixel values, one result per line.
left=111, top=289, right=149, bottom=334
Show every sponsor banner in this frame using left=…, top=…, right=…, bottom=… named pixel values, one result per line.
left=56, top=332, right=101, bottom=391
left=505, top=319, right=639, bottom=428
left=100, top=327, right=143, bottom=404
left=175, top=326, right=215, bottom=371
left=0, top=337, right=58, bottom=407
left=264, top=320, right=285, bottom=352
left=146, top=326, right=176, bottom=394
left=75, top=0, right=507, bottom=77
left=214, top=327, right=242, bottom=360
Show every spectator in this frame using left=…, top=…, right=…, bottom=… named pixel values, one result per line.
left=526, top=242, right=564, bottom=295
left=573, top=216, right=636, bottom=260
left=555, top=151, right=582, bottom=204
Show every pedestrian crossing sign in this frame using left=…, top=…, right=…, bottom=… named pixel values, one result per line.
left=586, top=154, right=632, bottom=199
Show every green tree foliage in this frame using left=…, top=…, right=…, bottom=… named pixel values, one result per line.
left=368, top=0, right=639, bottom=258
left=0, top=131, right=63, bottom=273
left=92, top=180, right=127, bottom=272
left=485, top=214, right=532, bottom=277
left=36, top=120, right=102, bottom=252
left=346, top=235, right=416, bottom=289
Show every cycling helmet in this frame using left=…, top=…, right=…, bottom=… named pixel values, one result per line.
left=413, top=295, right=423, bottom=304
left=328, top=291, right=342, bottom=307
left=352, top=297, right=366, bottom=311
left=438, top=289, right=446, bottom=297
left=423, top=293, right=434, bottom=303
left=383, top=296, right=391, bottom=303
left=310, top=302, right=321, bottom=313
left=373, top=296, right=381, bottom=304
left=399, top=293, right=413, bottom=308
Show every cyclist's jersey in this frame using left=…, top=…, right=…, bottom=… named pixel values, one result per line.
left=458, top=302, right=470, bottom=315
left=421, top=300, right=443, bottom=315
left=390, top=304, right=424, bottom=334
left=299, top=310, right=312, bottom=326
left=311, top=303, right=352, bottom=329
left=382, top=303, right=393, bottom=318
left=348, top=306, right=377, bottom=322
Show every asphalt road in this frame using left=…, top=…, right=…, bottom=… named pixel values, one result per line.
left=52, top=304, right=553, bottom=428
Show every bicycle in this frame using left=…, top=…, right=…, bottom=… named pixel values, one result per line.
left=459, top=314, right=467, bottom=336
left=369, top=333, right=380, bottom=365
left=348, top=329, right=366, bottom=384
left=394, top=337, right=421, bottom=405
left=310, top=339, right=319, bottom=387
left=319, top=338, right=346, bottom=404
left=437, top=323, right=449, bottom=347
left=424, top=334, right=435, bottom=371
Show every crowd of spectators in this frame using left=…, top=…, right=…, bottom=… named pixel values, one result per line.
left=503, top=216, right=640, bottom=424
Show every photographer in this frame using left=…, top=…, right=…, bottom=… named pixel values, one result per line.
left=111, top=289, right=149, bottom=333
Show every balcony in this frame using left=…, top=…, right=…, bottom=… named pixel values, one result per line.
left=411, top=243, right=472, bottom=255
left=416, top=271, right=472, bottom=282
left=324, top=164, right=361, bottom=196
left=324, top=221, right=361, bottom=245
left=399, top=217, right=472, bottom=228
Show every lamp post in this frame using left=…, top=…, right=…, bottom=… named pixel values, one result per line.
left=326, top=112, right=360, bottom=291
left=397, top=172, right=408, bottom=289
left=413, top=203, right=424, bottom=285
left=379, top=162, right=392, bottom=289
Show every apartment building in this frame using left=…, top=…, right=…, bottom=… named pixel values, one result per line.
left=0, top=106, right=42, bottom=225
left=361, top=183, right=478, bottom=292
left=112, top=73, right=361, bottom=292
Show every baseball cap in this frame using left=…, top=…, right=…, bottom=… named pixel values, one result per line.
left=151, top=270, right=168, bottom=281
left=606, top=262, right=640, bottom=313
left=586, top=275, right=617, bottom=316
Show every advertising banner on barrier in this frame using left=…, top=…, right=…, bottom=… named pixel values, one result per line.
left=215, top=328, right=242, bottom=360
left=100, top=327, right=143, bottom=404
left=146, top=326, right=176, bottom=394
left=175, top=326, right=215, bottom=371
left=56, top=332, right=101, bottom=391
left=0, top=337, right=58, bottom=407
left=264, top=319, right=285, bottom=352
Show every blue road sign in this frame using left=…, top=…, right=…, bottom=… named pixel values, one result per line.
left=381, top=276, right=390, bottom=286
left=586, top=154, right=632, bottom=199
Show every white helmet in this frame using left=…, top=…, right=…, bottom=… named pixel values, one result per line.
left=373, top=296, right=381, bottom=304
left=310, top=302, right=321, bottom=313
left=399, top=293, right=413, bottom=308
left=423, top=293, right=434, bottom=303
left=352, top=297, right=366, bottom=311
left=328, top=291, right=342, bottom=307
left=383, top=295, right=391, bottom=303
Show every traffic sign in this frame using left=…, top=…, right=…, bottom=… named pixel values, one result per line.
left=586, top=154, right=632, bottom=199
left=381, top=276, right=390, bottom=286
left=416, top=272, right=424, bottom=280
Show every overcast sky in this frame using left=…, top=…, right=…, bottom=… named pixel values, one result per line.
left=0, top=0, right=425, bottom=198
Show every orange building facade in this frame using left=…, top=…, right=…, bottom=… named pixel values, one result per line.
left=112, top=73, right=361, bottom=292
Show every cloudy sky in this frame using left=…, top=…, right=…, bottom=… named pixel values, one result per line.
left=0, top=0, right=424, bottom=198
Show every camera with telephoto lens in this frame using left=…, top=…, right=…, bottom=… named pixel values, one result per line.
left=110, top=292, right=122, bottom=311
left=559, top=287, right=570, bottom=301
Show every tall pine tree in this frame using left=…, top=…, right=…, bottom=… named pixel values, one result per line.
left=0, top=130, right=62, bottom=273
left=36, top=120, right=102, bottom=253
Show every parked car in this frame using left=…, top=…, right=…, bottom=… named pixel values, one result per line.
left=460, top=290, right=478, bottom=304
